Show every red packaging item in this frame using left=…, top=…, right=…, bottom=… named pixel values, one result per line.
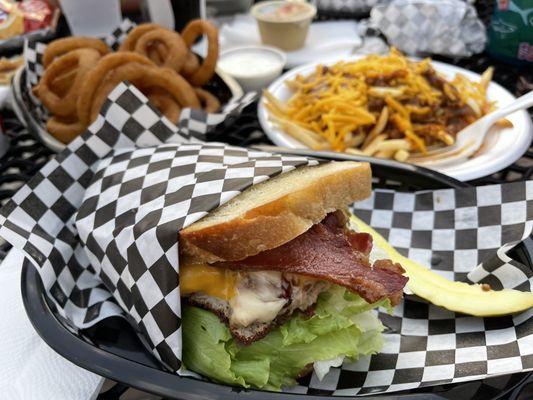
left=18, top=0, right=52, bottom=33
left=0, top=0, right=52, bottom=38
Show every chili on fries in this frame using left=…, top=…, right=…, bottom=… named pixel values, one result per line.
left=263, top=49, right=509, bottom=161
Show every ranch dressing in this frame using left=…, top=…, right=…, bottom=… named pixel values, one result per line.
left=219, top=51, right=283, bottom=78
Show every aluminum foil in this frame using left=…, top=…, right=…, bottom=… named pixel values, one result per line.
left=370, top=0, right=487, bottom=56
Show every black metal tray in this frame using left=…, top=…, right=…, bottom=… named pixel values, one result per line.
left=19, top=156, right=533, bottom=400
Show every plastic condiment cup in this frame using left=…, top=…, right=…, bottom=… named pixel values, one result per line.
left=218, top=46, right=287, bottom=92
left=251, top=1, right=317, bottom=51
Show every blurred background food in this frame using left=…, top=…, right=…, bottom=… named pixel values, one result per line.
left=263, top=50, right=502, bottom=161
left=2, top=0, right=532, bottom=178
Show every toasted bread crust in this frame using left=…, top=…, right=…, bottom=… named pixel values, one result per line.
left=179, top=162, right=371, bottom=263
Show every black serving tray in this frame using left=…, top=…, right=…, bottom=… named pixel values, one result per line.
left=20, top=156, right=533, bottom=400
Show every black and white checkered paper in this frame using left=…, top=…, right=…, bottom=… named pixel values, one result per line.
left=315, top=0, right=384, bottom=15
left=2, top=37, right=533, bottom=396
left=1, top=79, right=532, bottom=395
left=370, top=0, right=487, bottom=57
left=22, top=18, right=244, bottom=139
left=22, top=20, right=138, bottom=126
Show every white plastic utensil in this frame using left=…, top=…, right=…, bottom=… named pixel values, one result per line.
left=410, top=91, right=533, bottom=166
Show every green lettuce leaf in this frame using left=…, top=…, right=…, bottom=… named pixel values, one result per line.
left=182, top=286, right=389, bottom=390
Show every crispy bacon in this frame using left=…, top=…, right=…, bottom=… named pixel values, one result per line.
left=216, top=213, right=408, bottom=305
left=321, top=212, right=373, bottom=255
left=347, top=231, right=373, bottom=255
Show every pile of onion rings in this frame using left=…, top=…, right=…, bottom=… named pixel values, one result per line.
left=32, top=20, right=221, bottom=144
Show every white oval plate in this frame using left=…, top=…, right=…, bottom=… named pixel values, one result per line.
left=258, top=57, right=533, bottom=181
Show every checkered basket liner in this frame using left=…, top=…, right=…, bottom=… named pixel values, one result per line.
left=1, top=81, right=316, bottom=372
left=1, top=80, right=532, bottom=395
left=22, top=18, right=246, bottom=141
left=2, top=32, right=533, bottom=398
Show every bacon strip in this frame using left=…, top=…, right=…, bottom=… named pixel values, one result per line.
left=216, top=213, right=408, bottom=305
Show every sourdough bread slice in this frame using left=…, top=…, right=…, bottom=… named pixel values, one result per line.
left=179, top=161, right=371, bottom=263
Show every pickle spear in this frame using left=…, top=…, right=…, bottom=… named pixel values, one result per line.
left=351, top=216, right=533, bottom=316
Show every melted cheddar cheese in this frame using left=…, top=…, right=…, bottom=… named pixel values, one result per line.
left=180, top=262, right=237, bottom=300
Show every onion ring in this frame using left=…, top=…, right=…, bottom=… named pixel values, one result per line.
left=147, top=42, right=166, bottom=65
left=118, top=23, right=160, bottom=52
left=146, top=89, right=182, bottom=123
left=43, top=37, right=110, bottom=68
left=181, top=19, right=219, bottom=86
left=139, top=68, right=200, bottom=108
left=76, top=52, right=156, bottom=125
left=34, top=48, right=102, bottom=117
left=88, top=64, right=200, bottom=124
left=49, top=68, right=76, bottom=97
left=46, top=116, right=86, bottom=144
left=195, top=88, right=220, bottom=113
left=134, top=28, right=188, bottom=72
left=181, top=52, right=200, bottom=77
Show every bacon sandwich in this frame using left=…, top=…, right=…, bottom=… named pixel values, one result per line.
left=179, top=161, right=408, bottom=388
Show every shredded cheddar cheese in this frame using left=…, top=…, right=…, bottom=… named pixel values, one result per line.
left=264, top=49, right=501, bottom=159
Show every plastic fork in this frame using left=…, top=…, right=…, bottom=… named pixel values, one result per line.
left=409, top=90, right=533, bottom=166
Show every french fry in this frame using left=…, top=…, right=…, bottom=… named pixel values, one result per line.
left=390, top=114, right=425, bottom=153
left=325, top=111, right=375, bottom=125
left=284, top=126, right=325, bottom=149
left=443, top=83, right=459, bottom=102
left=406, top=105, right=431, bottom=115
left=263, top=90, right=289, bottom=114
left=466, top=97, right=481, bottom=116
left=346, top=148, right=364, bottom=155
left=496, top=118, right=513, bottom=128
left=375, top=139, right=411, bottom=153
left=344, top=131, right=365, bottom=148
left=479, top=67, right=494, bottom=89
left=435, top=130, right=455, bottom=146
left=385, top=96, right=409, bottom=118
left=375, top=149, right=395, bottom=159
left=394, top=149, right=409, bottom=162
left=368, top=86, right=405, bottom=98
left=271, top=116, right=328, bottom=150
left=262, top=49, right=496, bottom=161
left=362, top=134, right=388, bottom=156
left=363, top=106, right=389, bottom=148
left=264, top=101, right=285, bottom=119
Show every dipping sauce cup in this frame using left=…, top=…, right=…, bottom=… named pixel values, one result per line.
left=251, top=1, right=317, bottom=51
left=218, top=45, right=286, bottom=92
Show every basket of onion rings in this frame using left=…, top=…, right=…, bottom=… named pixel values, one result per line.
left=13, top=19, right=244, bottom=152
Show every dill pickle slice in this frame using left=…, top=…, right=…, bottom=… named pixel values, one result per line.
left=351, top=215, right=533, bottom=316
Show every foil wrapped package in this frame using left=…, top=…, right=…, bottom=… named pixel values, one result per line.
left=315, top=0, right=388, bottom=16
left=370, top=0, right=487, bottom=57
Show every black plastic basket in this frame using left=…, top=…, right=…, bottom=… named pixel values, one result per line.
left=19, top=155, right=533, bottom=400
